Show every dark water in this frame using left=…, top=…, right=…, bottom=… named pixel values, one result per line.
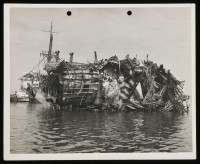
left=10, top=102, right=192, bottom=153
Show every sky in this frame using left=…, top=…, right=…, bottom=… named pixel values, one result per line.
left=10, top=7, right=192, bottom=96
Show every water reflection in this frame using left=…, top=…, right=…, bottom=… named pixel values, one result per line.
left=10, top=103, right=192, bottom=153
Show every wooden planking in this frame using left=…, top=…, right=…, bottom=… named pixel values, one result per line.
left=62, top=77, right=94, bottom=80
left=64, top=88, right=95, bottom=90
left=63, top=92, right=94, bottom=95
left=63, top=70, right=99, bottom=74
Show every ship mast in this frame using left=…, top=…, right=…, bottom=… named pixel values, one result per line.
left=48, top=22, right=53, bottom=62
left=42, top=22, right=59, bottom=62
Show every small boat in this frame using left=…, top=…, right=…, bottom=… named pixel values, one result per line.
left=15, top=91, right=29, bottom=102
left=10, top=94, right=17, bottom=102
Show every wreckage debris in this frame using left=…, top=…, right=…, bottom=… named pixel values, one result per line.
left=40, top=54, right=190, bottom=113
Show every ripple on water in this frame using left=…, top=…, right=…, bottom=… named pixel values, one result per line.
left=74, top=147, right=104, bottom=153
left=32, top=148, right=42, bottom=153
left=10, top=104, right=192, bottom=153
left=54, top=140, right=69, bottom=146
left=52, top=128, right=60, bottom=131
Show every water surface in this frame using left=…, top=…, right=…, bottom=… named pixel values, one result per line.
left=10, top=102, right=192, bottom=153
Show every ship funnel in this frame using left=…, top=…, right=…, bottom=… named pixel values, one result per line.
left=69, top=52, right=74, bottom=63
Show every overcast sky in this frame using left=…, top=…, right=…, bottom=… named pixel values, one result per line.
left=10, top=7, right=192, bottom=96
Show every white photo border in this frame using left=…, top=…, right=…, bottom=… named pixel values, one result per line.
left=4, top=3, right=196, bottom=160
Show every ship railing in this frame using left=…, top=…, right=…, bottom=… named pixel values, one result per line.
left=63, top=88, right=95, bottom=97
left=64, top=88, right=95, bottom=92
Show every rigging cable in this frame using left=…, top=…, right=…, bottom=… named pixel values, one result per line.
left=29, top=56, right=46, bottom=73
left=37, top=54, right=41, bottom=73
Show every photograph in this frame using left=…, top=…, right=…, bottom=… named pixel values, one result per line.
left=4, top=4, right=196, bottom=160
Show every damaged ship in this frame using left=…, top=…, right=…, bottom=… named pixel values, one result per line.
left=15, top=23, right=190, bottom=113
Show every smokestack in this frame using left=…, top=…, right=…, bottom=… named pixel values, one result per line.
left=94, top=51, right=98, bottom=63
left=69, top=52, right=74, bottom=63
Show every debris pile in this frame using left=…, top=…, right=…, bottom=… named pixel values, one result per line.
left=41, top=54, right=190, bottom=112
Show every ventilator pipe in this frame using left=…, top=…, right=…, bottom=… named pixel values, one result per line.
left=69, top=52, right=74, bottom=63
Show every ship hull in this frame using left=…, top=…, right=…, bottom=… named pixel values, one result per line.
left=34, top=88, right=49, bottom=105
